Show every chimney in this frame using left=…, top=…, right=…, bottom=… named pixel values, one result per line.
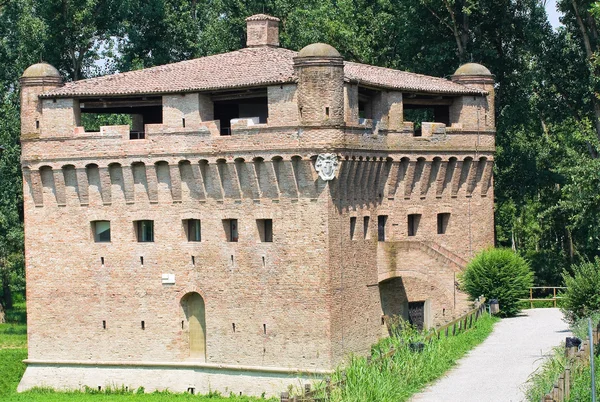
left=246, top=14, right=280, bottom=47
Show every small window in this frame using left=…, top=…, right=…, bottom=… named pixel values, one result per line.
left=437, top=213, right=450, bottom=234
left=350, top=217, right=357, bottom=240
left=92, top=220, right=111, bottom=242
left=135, top=220, right=154, bottom=242
left=363, top=216, right=370, bottom=239
left=223, top=219, right=238, bottom=242
left=377, top=215, right=387, bottom=242
left=408, top=214, right=421, bottom=237
left=186, top=219, right=201, bottom=242
left=257, top=219, right=273, bottom=242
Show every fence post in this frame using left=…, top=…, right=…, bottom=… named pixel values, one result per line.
left=281, top=392, right=289, bottom=402
left=452, top=322, right=457, bottom=336
left=542, top=393, right=553, bottom=401
left=469, top=314, right=473, bottom=329
left=558, top=373, right=564, bottom=401
left=553, top=287, right=557, bottom=308
left=326, top=377, right=331, bottom=397
left=553, top=384, right=559, bottom=401
left=565, top=367, right=571, bottom=401
left=530, top=287, right=533, bottom=309
left=304, top=384, right=311, bottom=395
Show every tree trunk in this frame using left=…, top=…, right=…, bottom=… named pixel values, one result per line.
left=0, top=265, right=12, bottom=310
left=571, top=0, right=600, bottom=142
left=0, top=301, right=4, bottom=324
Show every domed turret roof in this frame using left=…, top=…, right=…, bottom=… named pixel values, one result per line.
left=453, top=63, right=492, bottom=76
left=22, top=63, right=61, bottom=79
left=298, top=43, right=341, bottom=58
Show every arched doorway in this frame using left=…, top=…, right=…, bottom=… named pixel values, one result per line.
left=181, top=292, right=206, bottom=359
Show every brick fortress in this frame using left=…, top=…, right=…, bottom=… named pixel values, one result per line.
left=17, top=14, right=495, bottom=396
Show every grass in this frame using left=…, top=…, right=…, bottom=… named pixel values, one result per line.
left=524, top=346, right=574, bottom=401
left=567, top=355, right=600, bottom=401
left=305, top=313, right=498, bottom=402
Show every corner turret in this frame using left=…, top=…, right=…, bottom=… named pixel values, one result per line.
left=294, top=43, right=344, bottom=126
left=20, top=63, right=63, bottom=138
left=450, top=63, right=495, bottom=130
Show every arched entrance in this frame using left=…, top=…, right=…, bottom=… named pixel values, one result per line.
left=181, top=292, right=206, bottom=359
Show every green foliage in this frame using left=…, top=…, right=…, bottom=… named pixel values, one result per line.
left=307, top=314, right=497, bottom=402
left=80, top=113, right=133, bottom=132
left=565, top=354, right=600, bottom=402
left=460, top=248, right=533, bottom=317
left=524, top=346, right=573, bottom=402
left=561, top=257, right=600, bottom=323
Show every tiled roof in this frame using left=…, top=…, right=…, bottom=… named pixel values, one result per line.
left=246, top=14, right=280, bottom=21
left=344, top=62, right=485, bottom=95
left=42, top=47, right=484, bottom=98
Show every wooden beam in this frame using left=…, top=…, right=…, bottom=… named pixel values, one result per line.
left=403, top=98, right=453, bottom=106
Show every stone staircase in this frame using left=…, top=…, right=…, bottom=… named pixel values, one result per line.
left=392, top=240, right=469, bottom=272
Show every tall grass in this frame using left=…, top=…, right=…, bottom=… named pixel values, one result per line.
left=309, top=313, right=498, bottom=402
left=524, top=346, right=574, bottom=401
left=568, top=355, right=600, bottom=401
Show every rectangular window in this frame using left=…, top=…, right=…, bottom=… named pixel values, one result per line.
left=92, top=220, right=111, bottom=242
left=257, top=219, right=273, bottom=242
left=187, top=219, right=201, bottom=242
left=437, top=213, right=450, bottom=234
left=223, top=219, right=238, bottom=242
left=377, top=215, right=387, bottom=242
left=364, top=216, right=370, bottom=239
left=408, top=214, right=421, bottom=237
left=350, top=217, right=357, bottom=240
left=135, top=220, right=154, bottom=242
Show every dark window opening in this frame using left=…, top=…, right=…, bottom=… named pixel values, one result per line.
left=92, top=220, right=111, bottom=242
left=408, top=214, right=421, bottom=236
left=437, top=213, right=450, bottom=234
left=325, top=107, right=330, bottom=117
left=350, top=217, right=357, bottom=240
left=377, top=215, right=387, bottom=242
left=135, top=220, right=154, bottom=242
left=182, top=117, right=186, bottom=128
left=223, top=219, right=238, bottom=242
left=79, top=96, right=162, bottom=140
left=213, top=91, right=268, bottom=135
left=403, top=98, right=451, bottom=136
left=257, top=219, right=273, bottom=242
left=364, top=216, right=370, bottom=239
left=186, top=219, right=201, bottom=242
left=358, top=86, right=379, bottom=120
left=35, top=120, right=39, bottom=129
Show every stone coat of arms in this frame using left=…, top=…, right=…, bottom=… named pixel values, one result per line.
left=315, top=153, right=339, bottom=181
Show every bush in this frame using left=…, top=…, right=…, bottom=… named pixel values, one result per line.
left=561, top=257, right=600, bottom=323
left=460, top=248, right=533, bottom=317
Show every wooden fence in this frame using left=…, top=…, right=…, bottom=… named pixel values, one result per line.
left=521, top=287, right=566, bottom=309
left=542, top=323, right=600, bottom=401
left=280, top=297, right=488, bottom=402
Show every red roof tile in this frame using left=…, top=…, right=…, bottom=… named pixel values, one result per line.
left=42, top=47, right=483, bottom=98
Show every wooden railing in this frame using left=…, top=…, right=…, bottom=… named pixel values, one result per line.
left=280, top=297, right=487, bottom=402
left=542, top=323, right=600, bottom=401
left=521, top=287, right=566, bottom=308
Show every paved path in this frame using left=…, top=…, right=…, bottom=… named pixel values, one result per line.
left=412, top=308, right=570, bottom=402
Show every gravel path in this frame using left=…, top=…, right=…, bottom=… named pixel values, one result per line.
left=411, top=308, right=570, bottom=402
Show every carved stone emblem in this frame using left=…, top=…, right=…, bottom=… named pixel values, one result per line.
left=315, top=153, right=339, bottom=181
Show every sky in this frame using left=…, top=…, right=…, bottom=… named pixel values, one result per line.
left=545, top=0, right=563, bottom=29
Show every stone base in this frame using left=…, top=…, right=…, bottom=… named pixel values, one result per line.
left=18, top=360, right=331, bottom=397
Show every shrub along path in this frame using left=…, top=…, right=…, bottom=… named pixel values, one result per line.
left=411, top=308, right=569, bottom=402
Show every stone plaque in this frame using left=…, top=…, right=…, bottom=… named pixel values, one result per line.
left=315, top=153, right=339, bottom=181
